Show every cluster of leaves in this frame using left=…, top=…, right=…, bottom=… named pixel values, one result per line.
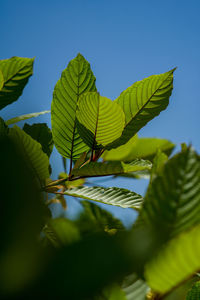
left=0, top=54, right=200, bottom=300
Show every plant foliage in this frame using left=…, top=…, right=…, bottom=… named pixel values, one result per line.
left=0, top=53, right=199, bottom=300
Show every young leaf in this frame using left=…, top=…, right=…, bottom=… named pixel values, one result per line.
left=64, top=186, right=143, bottom=210
left=51, top=53, right=96, bottom=160
left=71, top=159, right=152, bottom=178
left=138, top=146, right=200, bottom=242
left=0, top=56, right=34, bottom=110
left=106, top=69, right=175, bottom=149
left=145, top=224, right=200, bottom=294
left=23, top=123, right=53, bottom=157
left=76, top=92, right=125, bottom=149
left=5, top=110, right=50, bottom=125
left=103, top=135, right=174, bottom=162
left=9, top=125, right=49, bottom=183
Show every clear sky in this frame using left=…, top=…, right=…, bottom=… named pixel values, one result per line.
left=1, top=0, right=200, bottom=226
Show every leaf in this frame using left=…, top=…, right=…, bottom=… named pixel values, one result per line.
left=23, top=123, right=53, bottom=157
left=71, top=159, right=152, bottom=178
left=76, top=92, right=125, bottom=149
left=43, top=218, right=80, bottom=248
left=138, top=146, right=200, bottom=242
left=0, top=56, right=34, bottom=110
left=9, top=125, right=49, bottom=183
left=145, top=224, right=200, bottom=294
left=103, top=135, right=174, bottom=162
left=96, top=284, right=127, bottom=300
left=51, top=53, right=96, bottom=160
left=0, top=117, right=8, bottom=137
left=65, top=186, right=143, bottom=210
left=5, top=110, right=50, bottom=125
left=186, top=281, right=200, bottom=300
left=76, top=200, right=124, bottom=235
left=122, top=273, right=149, bottom=300
left=150, top=150, right=168, bottom=182
left=0, top=70, right=4, bottom=91
left=106, top=69, right=175, bottom=149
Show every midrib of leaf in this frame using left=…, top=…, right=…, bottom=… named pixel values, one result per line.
left=122, top=69, right=174, bottom=128
left=92, top=93, right=100, bottom=156
left=69, top=61, right=80, bottom=174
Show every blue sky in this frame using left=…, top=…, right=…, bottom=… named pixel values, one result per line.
left=1, top=0, right=200, bottom=226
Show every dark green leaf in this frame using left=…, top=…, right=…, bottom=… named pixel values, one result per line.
left=0, top=56, right=34, bottom=110
left=23, top=123, right=53, bottom=157
left=186, top=281, right=200, bottom=300
left=71, top=159, right=152, bottom=178
left=9, top=125, right=49, bottom=183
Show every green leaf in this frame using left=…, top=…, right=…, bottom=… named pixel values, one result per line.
left=9, top=125, right=49, bottom=183
left=103, top=135, right=174, bottom=162
left=5, top=110, right=50, bottom=125
left=122, top=273, right=149, bottom=300
left=51, top=53, right=97, bottom=160
left=23, top=123, right=53, bottom=157
left=145, top=224, right=200, bottom=294
left=106, top=69, right=175, bottom=149
left=76, top=92, right=125, bottom=149
left=76, top=201, right=124, bottom=235
left=71, top=159, right=152, bottom=178
left=186, top=281, right=200, bottom=300
left=43, top=218, right=80, bottom=248
left=0, top=70, right=4, bottom=91
left=65, top=186, right=143, bottom=210
left=96, top=284, right=127, bottom=300
left=138, top=146, right=200, bottom=242
left=0, top=117, right=8, bottom=137
left=150, top=150, right=168, bottom=182
left=0, top=56, right=34, bottom=110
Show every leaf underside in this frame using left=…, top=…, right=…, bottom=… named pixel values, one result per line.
left=65, top=186, right=143, bottom=210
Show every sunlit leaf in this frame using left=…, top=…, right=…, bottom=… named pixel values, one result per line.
left=138, top=146, right=200, bottom=242
left=51, top=53, right=96, bottom=160
left=145, top=224, right=200, bottom=294
left=76, top=92, right=125, bottom=149
left=65, top=186, right=143, bottom=210
left=107, top=69, right=175, bottom=149
left=0, top=56, right=34, bottom=110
